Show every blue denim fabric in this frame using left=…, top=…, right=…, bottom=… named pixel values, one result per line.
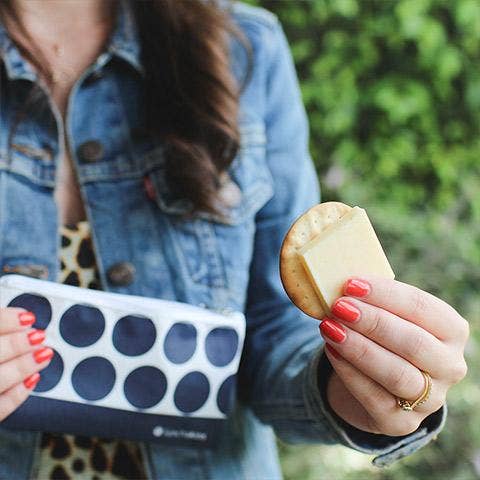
left=0, top=1, right=445, bottom=478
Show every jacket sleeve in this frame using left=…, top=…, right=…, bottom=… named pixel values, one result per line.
left=238, top=16, right=446, bottom=466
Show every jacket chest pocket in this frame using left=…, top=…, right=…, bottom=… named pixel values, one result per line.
left=145, top=123, right=273, bottom=305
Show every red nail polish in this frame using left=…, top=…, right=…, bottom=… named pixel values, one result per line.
left=332, top=299, right=360, bottom=322
left=345, top=278, right=371, bottom=297
left=320, top=318, right=347, bottom=343
left=24, top=373, right=40, bottom=390
left=28, top=329, right=46, bottom=346
left=325, top=343, right=342, bottom=360
left=19, top=312, right=36, bottom=327
left=33, top=347, right=53, bottom=364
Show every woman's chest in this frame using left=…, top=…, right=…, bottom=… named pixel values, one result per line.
left=0, top=72, right=272, bottom=312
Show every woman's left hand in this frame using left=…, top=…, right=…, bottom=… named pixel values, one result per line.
left=321, top=276, right=469, bottom=436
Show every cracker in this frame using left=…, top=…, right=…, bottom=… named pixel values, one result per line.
left=279, top=202, right=352, bottom=319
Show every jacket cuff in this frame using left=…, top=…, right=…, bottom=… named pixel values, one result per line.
left=306, top=348, right=447, bottom=467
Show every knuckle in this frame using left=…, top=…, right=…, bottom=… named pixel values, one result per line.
left=363, top=308, right=386, bottom=338
left=383, top=417, right=420, bottom=437
left=418, top=389, right=445, bottom=414
left=364, top=415, right=382, bottom=434
left=363, top=385, right=388, bottom=414
left=382, top=281, right=397, bottom=305
left=7, top=333, right=24, bottom=357
left=11, top=356, right=31, bottom=382
left=444, top=308, right=469, bottom=344
left=362, top=392, right=396, bottom=432
left=404, top=333, right=427, bottom=360
left=449, top=359, right=468, bottom=383
left=371, top=416, right=389, bottom=433
left=409, top=288, right=429, bottom=318
left=402, top=417, right=422, bottom=435
left=351, top=342, right=371, bottom=365
left=387, top=364, right=412, bottom=394
left=429, top=395, right=447, bottom=412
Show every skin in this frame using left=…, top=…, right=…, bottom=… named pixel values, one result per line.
left=0, top=308, right=53, bottom=420
left=323, top=276, right=469, bottom=436
left=9, top=0, right=116, bottom=226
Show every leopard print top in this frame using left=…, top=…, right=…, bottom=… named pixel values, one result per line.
left=36, top=222, right=149, bottom=480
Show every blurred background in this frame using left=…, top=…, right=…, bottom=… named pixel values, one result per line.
left=248, top=0, right=480, bottom=478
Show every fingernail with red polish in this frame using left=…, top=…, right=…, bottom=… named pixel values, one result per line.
left=345, top=278, right=371, bottom=297
left=320, top=318, right=347, bottom=343
left=33, top=347, right=53, bottom=364
left=19, top=312, right=36, bottom=327
left=325, top=343, right=342, bottom=360
left=332, top=299, right=360, bottom=322
left=24, top=373, right=40, bottom=390
left=28, top=329, right=46, bottom=346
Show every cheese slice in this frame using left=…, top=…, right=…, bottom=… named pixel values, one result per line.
left=298, top=206, right=394, bottom=313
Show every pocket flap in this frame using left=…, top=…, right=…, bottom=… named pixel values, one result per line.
left=146, top=123, right=273, bottom=225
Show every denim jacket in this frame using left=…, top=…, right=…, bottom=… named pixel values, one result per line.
left=0, top=2, right=445, bottom=478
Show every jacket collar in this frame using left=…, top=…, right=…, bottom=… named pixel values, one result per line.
left=0, top=16, right=37, bottom=81
left=0, top=0, right=143, bottom=82
left=107, top=0, right=143, bottom=75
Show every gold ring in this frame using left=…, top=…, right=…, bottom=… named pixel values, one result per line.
left=397, top=370, right=432, bottom=411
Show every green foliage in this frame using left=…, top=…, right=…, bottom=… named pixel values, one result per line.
left=247, top=0, right=480, bottom=478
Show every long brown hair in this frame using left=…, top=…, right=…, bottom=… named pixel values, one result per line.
left=0, top=0, right=250, bottom=216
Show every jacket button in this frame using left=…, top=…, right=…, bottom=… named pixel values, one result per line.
left=78, top=140, right=104, bottom=162
left=107, top=262, right=135, bottom=287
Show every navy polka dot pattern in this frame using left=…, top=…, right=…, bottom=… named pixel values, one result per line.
left=174, top=372, right=210, bottom=413
left=164, top=322, right=197, bottom=364
left=72, top=357, right=115, bottom=401
left=8, top=293, right=52, bottom=330
left=217, top=375, right=236, bottom=415
left=205, top=328, right=239, bottom=367
left=113, top=315, right=156, bottom=356
left=60, top=304, right=105, bottom=347
left=0, top=276, right=246, bottom=432
left=124, top=366, right=167, bottom=409
left=34, top=349, right=64, bottom=393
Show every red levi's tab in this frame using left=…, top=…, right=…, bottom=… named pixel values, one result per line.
left=144, top=176, right=156, bottom=201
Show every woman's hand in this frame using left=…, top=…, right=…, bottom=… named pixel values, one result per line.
left=321, top=277, right=469, bottom=436
left=0, top=308, right=53, bottom=422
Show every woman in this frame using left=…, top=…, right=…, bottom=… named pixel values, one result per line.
left=0, top=0, right=469, bottom=478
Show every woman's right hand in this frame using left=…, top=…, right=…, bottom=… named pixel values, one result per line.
left=0, top=308, right=53, bottom=422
